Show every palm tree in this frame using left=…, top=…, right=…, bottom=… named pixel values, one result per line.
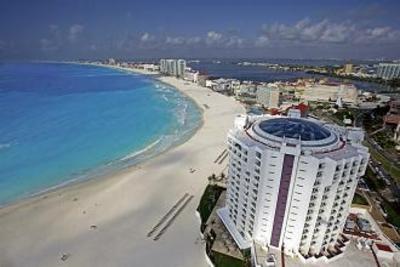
left=211, top=173, right=216, bottom=181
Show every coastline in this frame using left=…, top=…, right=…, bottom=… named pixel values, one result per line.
left=0, top=63, right=202, bottom=208
left=0, top=66, right=245, bottom=267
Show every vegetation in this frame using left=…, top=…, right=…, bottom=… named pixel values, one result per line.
left=197, top=184, right=224, bottom=232
left=212, top=252, right=244, bottom=267
left=381, top=200, right=400, bottom=229
left=362, top=106, right=390, bottom=132
left=352, top=193, right=369, bottom=206
left=362, top=166, right=386, bottom=191
left=333, top=109, right=355, bottom=123
left=365, top=144, right=400, bottom=181
left=374, top=130, right=396, bottom=149
left=241, top=248, right=252, bottom=266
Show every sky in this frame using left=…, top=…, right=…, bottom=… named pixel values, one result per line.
left=0, top=0, right=400, bottom=60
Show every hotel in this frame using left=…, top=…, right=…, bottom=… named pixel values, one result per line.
left=218, top=111, right=369, bottom=260
left=159, top=59, right=186, bottom=78
left=377, top=63, right=400, bottom=80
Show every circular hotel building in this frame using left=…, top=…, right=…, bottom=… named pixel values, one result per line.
left=217, top=111, right=369, bottom=261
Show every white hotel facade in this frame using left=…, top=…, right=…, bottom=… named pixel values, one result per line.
left=159, top=59, right=186, bottom=78
left=218, top=111, right=369, bottom=259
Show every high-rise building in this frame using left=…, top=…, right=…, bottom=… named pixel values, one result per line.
left=343, top=63, right=353, bottom=74
left=177, top=59, right=186, bottom=78
left=256, top=85, right=281, bottom=108
left=159, top=59, right=186, bottom=77
left=218, top=112, right=369, bottom=260
left=160, top=59, right=167, bottom=73
left=165, top=59, right=177, bottom=76
left=377, top=63, right=400, bottom=80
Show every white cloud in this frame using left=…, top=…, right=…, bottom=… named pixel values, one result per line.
left=204, top=31, right=245, bottom=48
left=140, top=32, right=155, bottom=43
left=40, top=38, right=58, bottom=52
left=255, top=36, right=269, bottom=47
left=68, top=24, right=84, bottom=42
left=49, top=24, right=59, bottom=32
left=225, top=36, right=244, bottom=48
left=40, top=23, right=85, bottom=52
left=206, top=31, right=223, bottom=45
left=186, top=36, right=202, bottom=45
left=260, top=19, right=400, bottom=46
left=165, top=36, right=185, bottom=45
left=164, top=35, right=202, bottom=46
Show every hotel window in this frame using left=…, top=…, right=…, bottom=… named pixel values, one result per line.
left=240, top=231, right=245, bottom=238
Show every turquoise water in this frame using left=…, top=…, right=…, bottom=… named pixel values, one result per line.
left=0, top=62, right=201, bottom=205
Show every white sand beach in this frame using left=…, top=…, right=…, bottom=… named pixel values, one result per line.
left=0, top=72, right=244, bottom=267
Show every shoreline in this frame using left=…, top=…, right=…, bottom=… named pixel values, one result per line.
left=0, top=64, right=203, bottom=209
left=0, top=65, right=245, bottom=267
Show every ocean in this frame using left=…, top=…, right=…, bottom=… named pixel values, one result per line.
left=0, top=62, right=201, bottom=205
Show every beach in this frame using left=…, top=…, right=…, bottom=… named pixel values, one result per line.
left=0, top=71, right=244, bottom=267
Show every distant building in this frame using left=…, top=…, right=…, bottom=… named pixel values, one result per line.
left=107, top=58, right=116, bottom=65
left=302, top=83, right=358, bottom=104
left=159, top=59, right=186, bottom=77
left=205, top=78, right=240, bottom=94
left=377, top=63, right=400, bottom=80
left=160, top=59, right=166, bottom=73
left=184, top=71, right=199, bottom=83
left=235, top=83, right=257, bottom=103
left=218, top=112, right=369, bottom=261
left=384, top=100, right=400, bottom=125
left=256, top=85, right=281, bottom=108
left=166, top=59, right=177, bottom=76
left=142, top=64, right=159, bottom=72
left=197, top=74, right=209, bottom=87
left=288, top=103, right=309, bottom=117
left=394, top=124, right=400, bottom=143
left=336, top=97, right=343, bottom=108
left=177, top=59, right=186, bottom=78
left=344, top=63, right=353, bottom=74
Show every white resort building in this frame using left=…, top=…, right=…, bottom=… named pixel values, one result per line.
left=218, top=111, right=369, bottom=261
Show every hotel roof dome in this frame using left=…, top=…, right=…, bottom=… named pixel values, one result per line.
left=249, top=117, right=339, bottom=149
left=258, top=118, right=331, bottom=141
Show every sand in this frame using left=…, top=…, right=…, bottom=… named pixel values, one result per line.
left=0, top=71, right=245, bottom=267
